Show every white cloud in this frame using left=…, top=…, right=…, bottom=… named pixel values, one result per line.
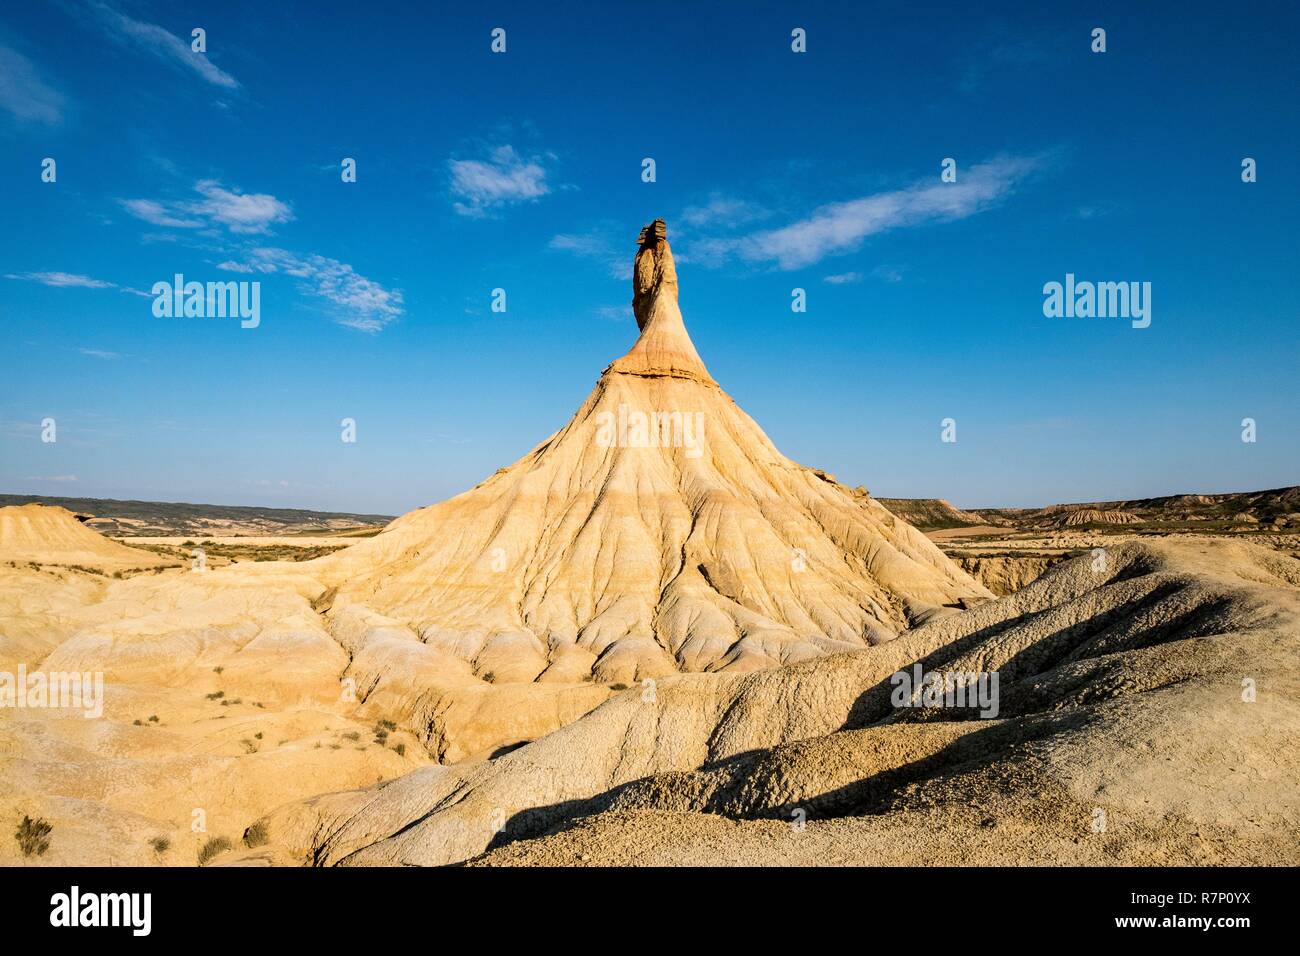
left=823, top=271, right=863, bottom=285
left=694, top=155, right=1044, bottom=270
left=222, top=248, right=404, bottom=332
left=6, top=271, right=114, bottom=289
left=680, top=195, right=768, bottom=228
left=6, top=271, right=152, bottom=298
left=119, top=198, right=203, bottom=229
left=79, top=348, right=122, bottom=359
left=0, top=44, right=65, bottom=124
left=191, top=180, right=292, bottom=233
left=449, top=145, right=551, bottom=217
left=24, top=475, right=78, bottom=482
left=89, top=1, right=239, bottom=89
left=120, top=181, right=293, bottom=235
left=548, top=228, right=632, bottom=280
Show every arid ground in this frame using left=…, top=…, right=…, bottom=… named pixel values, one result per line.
left=3, top=226, right=1296, bottom=867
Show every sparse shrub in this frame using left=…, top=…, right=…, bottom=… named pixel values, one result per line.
left=328, top=743, right=341, bottom=750
left=240, top=738, right=258, bottom=754
left=148, top=836, right=170, bottom=854
left=243, top=821, right=268, bottom=848
left=197, top=836, right=232, bottom=865
left=392, top=742, right=406, bottom=757
left=610, top=683, right=630, bottom=690
left=377, top=719, right=397, bottom=732
left=342, top=731, right=360, bottom=742
left=205, top=690, right=225, bottom=700
left=148, top=715, right=159, bottom=723
left=212, top=666, right=224, bottom=674
left=253, top=732, right=263, bottom=740
left=132, top=719, right=143, bottom=726
left=15, top=815, right=52, bottom=857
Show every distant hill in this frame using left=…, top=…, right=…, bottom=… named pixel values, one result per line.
left=0, top=494, right=394, bottom=538
left=976, top=486, right=1300, bottom=531
left=875, top=498, right=1009, bottom=531
left=878, top=487, right=1300, bottom=533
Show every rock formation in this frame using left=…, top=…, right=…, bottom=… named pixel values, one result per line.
left=313, top=221, right=989, bottom=684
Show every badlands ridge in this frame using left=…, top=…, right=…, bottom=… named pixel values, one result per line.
left=1, top=221, right=1296, bottom=866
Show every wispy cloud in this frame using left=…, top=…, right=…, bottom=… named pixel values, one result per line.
left=959, top=38, right=1051, bottom=95
left=593, top=305, right=631, bottom=323
left=823, top=271, right=863, bottom=285
left=120, top=181, right=293, bottom=235
left=219, top=248, right=404, bottom=332
left=1069, top=201, right=1120, bottom=221
left=88, top=1, right=239, bottom=89
left=5, top=271, right=150, bottom=297
left=24, top=474, right=78, bottom=482
left=0, top=43, right=65, bottom=124
left=6, top=271, right=114, bottom=289
left=79, top=348, right=123, bottom=360
left=449, top=145, right=552, bottom=217
left=679, top=194, right=769, bottom=229
left=691, top=155, right=1045, bottom=270
left=119, top=198, right=203, bottom=229
left=548, top=226, right=631, bottom=280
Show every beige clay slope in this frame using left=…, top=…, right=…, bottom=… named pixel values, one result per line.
left=0, top=503, right=174, bottom=571
left=249, top=537, right=1300, bottom=866
left=312, top=221, right=987, bottom=684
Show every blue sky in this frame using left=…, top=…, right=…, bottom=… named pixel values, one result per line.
left=2, top=0, right=1297, bottom=515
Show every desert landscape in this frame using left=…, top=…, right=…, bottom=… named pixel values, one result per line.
left=3, top=223, right=1296, bottom=868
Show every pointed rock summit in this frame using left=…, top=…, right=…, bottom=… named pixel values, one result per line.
left=320, top=220, right=989, bottom=683
left=609, top=218, right=713, bottom=384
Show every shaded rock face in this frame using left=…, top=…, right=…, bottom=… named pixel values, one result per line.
left=956, top=555, right=1062, bottom=595
left=632, top=218, right=672, bottom=331
left=315, top=220, right=989, bottom=684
